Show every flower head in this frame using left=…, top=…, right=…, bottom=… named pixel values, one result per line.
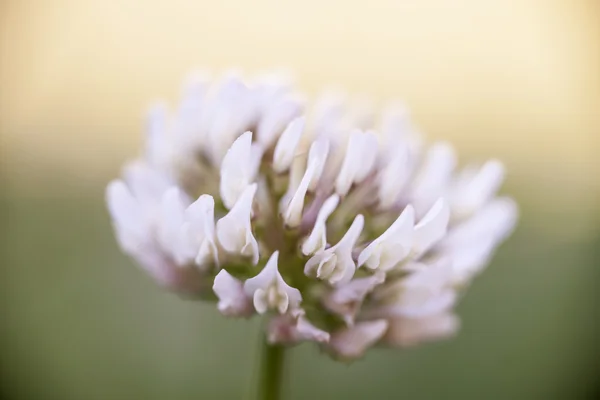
left=106, top=71, right=518, bottom=360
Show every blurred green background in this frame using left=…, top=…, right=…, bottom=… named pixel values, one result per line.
left=1, top=1, right=599, bottom=399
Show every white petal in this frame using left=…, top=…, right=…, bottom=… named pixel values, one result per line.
left=311, top=91, right=346, bottom=136
left=335, top=130, right=379, bottom=196
left=257, top=96, right=303, bottom=148
left=324, top=272, right=386, bottom=325
left=443, top=236, right=497, bottom=283
left=157, top=187, right=190, bottom=260
left=282, top=164, right=312, bottom=228
left=213, top=270, right=253, bottom=317
left=306, top=138, right=330, bottom=191
left=282, top=139, right=329, bottom=227
left=174, top=76, right=208, bottom=148
left=413, top=198, right=450, bottom=256
left=296, top=316, right=330, bottom=343
left=347, top=96, right=375, bottom=130
left=267, top=313, right=330, bottom=344
left=244, top=251, right=302, bottom=314
left=409, top=142, right=456, bottom=214
left=301, top=195, right=340, bottom=255
left=145, top=103, right=171, bottom=166
left=106, top=180, right=146, bottom=237
left=216, top=183, right=259, bottom=264
left=329, top=320, right=388, bottom=359
left=180, top=195, right=219, bottom=267
left=450, top=160, right=505, bottom=218
left=377, top=141, right=411, bottom=209
left=392, top=289, right=457, bottom=318
left=358, top=205, right=415, bottom=271
left=278, top=155, right=306, bottom=214
left=304, top=215, right=364, bottom=285
left=403, top=257, right=454, bottom=289
left=377, top=258, right=456, bottom=318
left=272, top=117, right=305, bottom=173
left=444, top=197, right=518, bottom=247
left=385, top=313, right=459, bottom=347
left=123, top=161, right=173, bottom=203
left=205, top=76, right=258, bottom=162
left=276, top=274, right=302, bottom=313
left=220, top=132, right=260, bottom=209
left=380, top=102, right=411, bottom=141
left=243, top=251, right=279, bottom=295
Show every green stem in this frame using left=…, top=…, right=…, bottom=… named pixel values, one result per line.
left=256, top=337, right=286, bottom=400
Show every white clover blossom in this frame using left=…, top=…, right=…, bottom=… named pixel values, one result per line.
left=106, top=72, right=518, bottom=360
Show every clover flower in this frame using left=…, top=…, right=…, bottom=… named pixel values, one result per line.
left=106, top=72, right=518, bottom=361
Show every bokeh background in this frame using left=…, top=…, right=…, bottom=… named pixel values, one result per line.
left=1, top=0, right=599, bottom=399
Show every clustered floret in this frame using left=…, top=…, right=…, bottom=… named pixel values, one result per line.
left=107, top=72, right=517, bottom=360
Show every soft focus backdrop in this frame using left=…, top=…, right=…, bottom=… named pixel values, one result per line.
left=1, top=1, right=599, bottom=399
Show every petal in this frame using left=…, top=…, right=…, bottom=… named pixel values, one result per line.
left=181, top=195, right=219, bottom=266
left=145, top=103, right=171, bottom=165
left=312, top=91, right=346, bottom=136
left=106, top=180, right=152, bottom=256
left=253, top=289, right=269, bottom=314
left=392, top=289, right=457, bottom=318
left=329, top=320, right=388, bottom=359
left=157, top=187, right=190, bottom=260
left=305, top=251, right=334, bottom=279
left=409, top=142, right=456, bottom=214
left=384, top=313, right=459, bottom=347
left=244, top=251, right=279, bottom=296
left=324, top=272, right=386, bottom=325
left=244, top=251, right=302, bottom=314
left=301, top=194, right=340, bottom=255
left=377, top=141, right=411, bottom=209
left=403, top=257, right=454, bottom=289
left=272, top=116, right=305, bottom=173
left=329, top=251, right=357, bottom=285
left=336, top=214, right=365, bottom=251
left=358, top=205, right=415, bottom=271
left=174, top=75, right=209, bottom=148
left=441, top=236, right=497, bottom=283
left=328, top=272, right=386, bottom=306
left=296, top=316, right=330, bottom=343
left=451, top=160, right=505, bottom=218
left=276, top=272, right=302, bottom=312
left=282, top=164, right=313, bottom=228
left=213, top=270, right=253, bottom=317
left=380, top=102, right=411, bottom=141
left=306, top=138, right=330, bottom=191
left=106, top=180, right=146, bottom=236
left=216, top=184, right=259, bottom=263
left=206, top=77, right=257, bottom=163
left=282, top=139, right=329, bottom=227
left=278, top=155, right=306, bottom=214
left=335, top=130, right=379, bottom=196
left=443, top=197, right=518, bottom=247
left=219, top=131, right=258, bottom=209
left=257, top=96, right=303, bottom=148
left=413, top=198, right=450, bottom=256
left=123, top=161, right=173, bottom=203
left=305, top=215, right=364, bottom=285
left=374, top=259, right=457, bottom=318
left=267, top=313, right=330, bottom=344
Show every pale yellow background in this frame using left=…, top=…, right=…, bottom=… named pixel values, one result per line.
left=1, top=3, right=598, bottom=169
left=2, top=0, right=599, bottom=236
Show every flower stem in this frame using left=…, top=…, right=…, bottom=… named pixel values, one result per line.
left=256, top=337, right=286, bottom=400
